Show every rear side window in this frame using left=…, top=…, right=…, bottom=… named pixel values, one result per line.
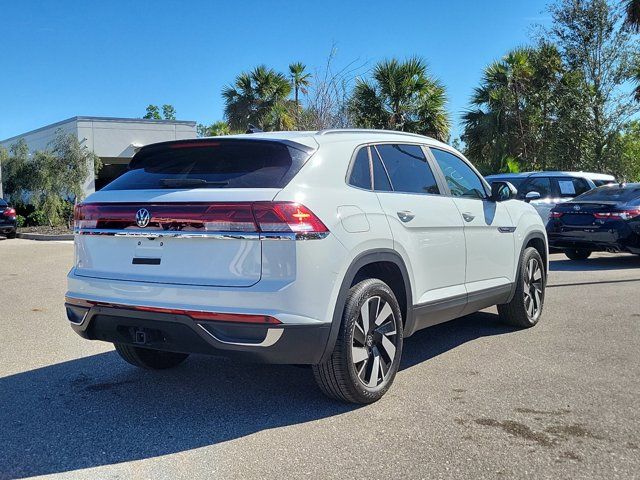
left=556, top=177, right=591, bottom=197
left=375, top=144, right=439, bottom=195
left=430, top=148, right=487, bottom=199
left=103, top=140, right=311, bottom=190
left=519, top=177, right=553, bottom=199
left=348, top=148, right=372, bottom=189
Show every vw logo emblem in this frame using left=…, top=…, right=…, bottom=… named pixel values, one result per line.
left=135, top=208, right=151, bottom=228
left=573, top=205, right=581, bottom=211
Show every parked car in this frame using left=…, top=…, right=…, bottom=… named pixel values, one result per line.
left=65, top=129, right=548, bottom=404
left=486, top=172, right=599, bottom=220
left=547, top=182, right=640, bottom=260
left=0, top=199, right=17, bottom=239
left=579, top=172, right=617, bottom=187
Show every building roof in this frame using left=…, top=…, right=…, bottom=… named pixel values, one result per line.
left=1, top=116, right=197, bottom=144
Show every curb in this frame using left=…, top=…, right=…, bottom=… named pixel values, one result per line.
left=16, top=232, right=74, bottom=241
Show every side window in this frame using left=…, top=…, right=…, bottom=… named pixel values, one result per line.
left=557, top=177, right=590, bottom=198
left=430, top=148, right=487, bottom=199
left=375, top=144, right=439, bottom=195
left=371, top=147, right=393, bottom=192
left=520, top=177, right=553, bottom=199
left=348, top=147, right=372, bottom=190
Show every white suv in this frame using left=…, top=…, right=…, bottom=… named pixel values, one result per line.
left=66, top=129, right=548, bottom=404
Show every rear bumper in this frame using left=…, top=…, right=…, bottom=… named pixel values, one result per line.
left=66, top=302, right=331, bottom=364
left=0, top=220, right=16, bottom=233
left=547, top=227, right=640, bottom=253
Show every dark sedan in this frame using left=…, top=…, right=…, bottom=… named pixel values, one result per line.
left=547, top=183, right=640, bottom=260
left=0, top=199, right=17, bottom=239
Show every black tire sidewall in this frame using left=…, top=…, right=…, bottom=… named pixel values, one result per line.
left=518, top=247, right=546, bottom=326
left=340, top=279, right=404, bottom=402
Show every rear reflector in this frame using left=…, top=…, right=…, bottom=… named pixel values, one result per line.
left=64, top=296, right=281, bottom=324
left=74, top=202, right=328, bottom=236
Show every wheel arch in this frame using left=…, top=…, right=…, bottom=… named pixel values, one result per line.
left=506, top=230, right=548, bottom=304
left=318, top=249, right=414, bottom=364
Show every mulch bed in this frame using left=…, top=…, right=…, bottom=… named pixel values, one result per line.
left=18, top=226, right=73, bottom=236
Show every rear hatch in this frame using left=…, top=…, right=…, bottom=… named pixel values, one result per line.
left=74, top=138, right=315, bottom=287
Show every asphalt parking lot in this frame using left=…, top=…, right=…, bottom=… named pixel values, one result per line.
left=0, top=239, right=638, bottom=479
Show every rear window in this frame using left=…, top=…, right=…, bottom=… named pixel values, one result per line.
left=103, top=140, right=311, bottom=190
left=574, top=184, right=640, bottom=202
left=0, top=199, right=7, bottom=207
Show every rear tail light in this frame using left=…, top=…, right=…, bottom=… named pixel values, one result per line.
left=549, top=211, right=563, bottom=219
left=3, top=207, right=16, bottom=217
left=74, top=202, right=329, bottom=237
left=594, top=209, right=640, bottom=220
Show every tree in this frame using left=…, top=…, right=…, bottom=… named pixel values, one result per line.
left=626, top=0, right=640, bottom=30
left=143, top=105, right=161, bottom=119
left=462, top=45, right=568, bottom=173
left=144, top=104, right=177, bottom=120
left=222, top=66, right=294, bottom=131
left=349, top=57, right=450, bottom=141
left=197, top=120, right=232, bottom=137
left=162, top=104, right=176, bottom=120
left=1, top=131, right=102, bottom=226
left=289, top=62, right=311, bottom=128
left=548, top=0, right=639, bottom=171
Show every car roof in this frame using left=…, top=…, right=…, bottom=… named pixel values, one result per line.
left=205, top=129, right=452, bottom=151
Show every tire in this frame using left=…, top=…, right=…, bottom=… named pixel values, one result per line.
left=114, top=343, right=189, bottom=370
left=312, top=278, right=403, bottom=404
left=498, top=247, right=546, bottom=328
left=565, top=248, right=591, bottom=260
left=6, top=230, right=16, bottom=239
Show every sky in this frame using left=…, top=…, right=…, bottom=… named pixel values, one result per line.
left=0, top=0, right=552, bottom=141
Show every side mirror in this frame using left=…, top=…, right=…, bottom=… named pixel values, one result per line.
left=525, top=191, right=541, bottom=203
left=490, top=181, right=517, bottom=202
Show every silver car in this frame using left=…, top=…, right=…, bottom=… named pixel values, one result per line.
left=485, top=171, right=614, bottom=221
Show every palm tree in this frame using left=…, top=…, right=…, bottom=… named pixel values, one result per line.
left=626, top=0, right=640, bottom=101
left=462, top=48, right=543, bottom=172
left=289, top=62, right=311, bottom=128
left=349, top=57, right=450, bottom=141
left=626, top=0, right=640, bottom=31
left=222, top=66, right=293, bottom=131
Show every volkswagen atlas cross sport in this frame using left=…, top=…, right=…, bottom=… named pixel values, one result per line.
left=66, top=129, right=548, bottom=404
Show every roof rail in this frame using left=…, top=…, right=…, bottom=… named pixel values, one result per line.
left=316, top=128, right=435, bottom=141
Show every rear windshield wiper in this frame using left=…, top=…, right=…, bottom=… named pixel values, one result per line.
left=159, top=178, right=229, bottom=188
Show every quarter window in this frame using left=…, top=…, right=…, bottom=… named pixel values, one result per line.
left=430, top=148, right=487, bottom=199
left=348, top=147, right=372, bottom=190
left=375, top=144, right=439, bottom=195
left=371, top=148, right=393, bottom=192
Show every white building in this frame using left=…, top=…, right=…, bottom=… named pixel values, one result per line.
left=0, top=116, right=197, bottom=197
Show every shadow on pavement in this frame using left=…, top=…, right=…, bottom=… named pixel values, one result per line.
left=0, top=311, right=513, bottom=478
left=550, top=253, right=640, bottom=272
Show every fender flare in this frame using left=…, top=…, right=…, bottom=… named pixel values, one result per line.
left=506, top=231, right=548, bottom=303
left=317, top=249, right=413, bottom=364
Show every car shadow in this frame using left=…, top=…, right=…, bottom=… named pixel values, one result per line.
left=550, top=253, right=640, bottom=272
left=0, top=311, right=513, bottom=478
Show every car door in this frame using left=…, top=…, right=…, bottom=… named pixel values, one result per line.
left=429, top=147, right=515, bottom=294
left=372, top=144, right=467, bottom=308
left=518, top=176, right=556, bottom=220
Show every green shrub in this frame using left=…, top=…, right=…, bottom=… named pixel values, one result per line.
left=26, top=210, right=49, bottom=226
left=15, top=215, right=25, bottom=228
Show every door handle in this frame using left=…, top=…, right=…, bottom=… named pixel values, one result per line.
left=397, top=211, right=415, bottom=223
left=462, top=212, right=475, bottom=222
